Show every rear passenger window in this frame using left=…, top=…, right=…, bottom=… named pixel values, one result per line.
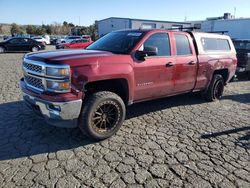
left=201, top=38, right=230, bottom=51
left=174, top=34, right=192, bottom=56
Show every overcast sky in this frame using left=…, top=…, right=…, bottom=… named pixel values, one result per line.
left=0, top=0, right=249, bottom=25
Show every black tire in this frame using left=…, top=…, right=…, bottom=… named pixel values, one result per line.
left=204, top=74, right=225, bottom=102
left=0, top=46, right=5, bottom=53
left=79, top=91, right=126, bottom=140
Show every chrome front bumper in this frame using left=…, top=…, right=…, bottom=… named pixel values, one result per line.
left=22, top=92, right=82, bottom=128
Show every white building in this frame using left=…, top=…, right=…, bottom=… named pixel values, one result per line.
left=97, top=14, right=250, bottom=40
left=97, top=17, right=191, bottom=37
left=201, top=18, right=250, bottom=40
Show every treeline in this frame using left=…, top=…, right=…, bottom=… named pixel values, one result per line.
left=0, top=21, right=98, bottom=40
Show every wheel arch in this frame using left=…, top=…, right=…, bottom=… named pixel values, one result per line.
left=84, top=78, right=130, bottom=105
left=213, top=69, right=229, bottom=84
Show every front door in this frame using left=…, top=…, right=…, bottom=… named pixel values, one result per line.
left=133, top=32, right=175, bottom=101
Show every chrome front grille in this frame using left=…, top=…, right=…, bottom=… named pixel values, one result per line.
left=23, top=62, right=43, bottom=73
left=24, top=75, right=44, bottom=91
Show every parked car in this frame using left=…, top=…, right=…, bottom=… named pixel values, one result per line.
left=59, top=38, right=93, bottom=49
left=20, top=29, right=237, bottom=140
left=32, top=36, right=50, bottom=45
left=0, top=37, right=45, bottom=53
left=232, top=39, right=250, bottom=79
left=82, top=35, right=91, bottom=40
left=50, top=37, right=58, bottom=45
left=56, top=36, right=82, bottom=45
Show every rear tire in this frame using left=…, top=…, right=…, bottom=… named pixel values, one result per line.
left=204, top=74, right=224, bottom=102
left=78, top=91, right=126, bottom=140
left=0, top=46, right=5, bottom=53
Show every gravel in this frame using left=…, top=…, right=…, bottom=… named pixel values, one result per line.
left=0, top=46, right=250, bottom=187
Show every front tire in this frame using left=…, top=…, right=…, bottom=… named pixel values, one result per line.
left=79, top=91, right=126, bottom=140
left=204, top=74, right=225, bottom=102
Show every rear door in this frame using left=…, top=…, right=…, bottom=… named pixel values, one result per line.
left=173, top=33, right=197, bottom=93
left=133, top=32, right=175, bottom=101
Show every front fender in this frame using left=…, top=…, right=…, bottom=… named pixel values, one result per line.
left=71, top=63, right=135, bottom=102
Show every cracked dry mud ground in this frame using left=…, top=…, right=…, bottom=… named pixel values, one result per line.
left=0, top=48, right=250, bottom=188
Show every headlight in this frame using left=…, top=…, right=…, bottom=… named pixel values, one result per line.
left=46, top=80, right=71, bottom=92
left=46, top=67, right=70, bottom=78
left=247, top=53, right=250, bottom=57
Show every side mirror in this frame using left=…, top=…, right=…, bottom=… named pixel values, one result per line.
left=135, top=46, right=158, bottom=60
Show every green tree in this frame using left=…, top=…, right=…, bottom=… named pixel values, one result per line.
left=88, top=23, right=98, bottom=40
left=35, top=27, right=46, bottom=35
left=63, top=21, right=68, bottom=27
left=19, top=26, right=26, bottom=34
left=0, top=25, right=3, bottom=34
left=68, top=22, right=75, bottom=27
left=26, top=25, right=36, bottom=34
left=10, top=23, right=21, bottom=35
left=45, top=25, right=52, bottom=35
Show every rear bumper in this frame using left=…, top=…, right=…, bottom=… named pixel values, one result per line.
left=21, top=80, right=82, bottom=128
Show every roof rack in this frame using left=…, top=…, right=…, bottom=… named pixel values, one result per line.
left=166, top=26, right=199, bottom=31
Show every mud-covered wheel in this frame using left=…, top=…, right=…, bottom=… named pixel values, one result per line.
left=204, top=74, right=224, bottom=102
left=79, top=91, right=126, bottom=140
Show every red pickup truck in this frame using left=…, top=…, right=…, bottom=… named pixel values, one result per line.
left=20, top=29, right=237, bottom=140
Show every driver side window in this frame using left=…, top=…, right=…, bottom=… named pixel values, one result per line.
left=142, top=33, right=171, bottom=57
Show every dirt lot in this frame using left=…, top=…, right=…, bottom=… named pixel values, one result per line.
left=0, top=46, right=250, bottom=187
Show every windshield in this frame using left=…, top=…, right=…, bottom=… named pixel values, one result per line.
left=234, top=41, right=250, bottom=50
left=86, top=31, right=145, bottom=54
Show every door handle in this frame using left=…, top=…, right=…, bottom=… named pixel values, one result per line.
left=166, top=62, right=174, bottom=67
left=187, top=61, right=196, bottom=65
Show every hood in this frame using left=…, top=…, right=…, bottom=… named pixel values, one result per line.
left=25, top=49, right=114, bottom=63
